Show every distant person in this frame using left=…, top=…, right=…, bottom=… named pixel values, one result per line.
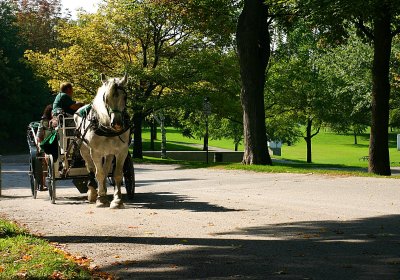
left=52, top=82, right=84, bottom=116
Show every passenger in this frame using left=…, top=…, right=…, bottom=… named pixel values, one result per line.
left=36, top=104, right=53, bottom=191
left=36, top=104, right=53, bottom=146
left=52, top=82, right=84, bottom=116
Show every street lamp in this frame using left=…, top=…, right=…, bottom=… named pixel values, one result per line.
left=203, top=97, right=211, bottom=164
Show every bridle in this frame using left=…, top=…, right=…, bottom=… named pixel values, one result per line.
left=102, top=83, right=127, bottom=121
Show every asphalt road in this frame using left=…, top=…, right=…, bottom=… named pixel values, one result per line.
left=1, top=160, right=400, bottom=279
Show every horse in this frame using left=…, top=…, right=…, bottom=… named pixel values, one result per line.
left=74, top=73, right=130, bottom=209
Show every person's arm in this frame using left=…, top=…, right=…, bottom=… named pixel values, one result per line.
left=70, top=102, right=84, bottom=111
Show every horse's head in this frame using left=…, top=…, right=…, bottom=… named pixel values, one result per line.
left=98, top=73, right=128, bottom=132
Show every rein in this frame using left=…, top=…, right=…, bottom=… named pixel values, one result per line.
left=89, top=106, right=130, bottom=138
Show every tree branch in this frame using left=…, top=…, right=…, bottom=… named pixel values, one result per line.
left=310, top=126, right=321, bottom=138
left=391, top=27, right=400, bottom=37
left=353, top=18, right=374, bottom=40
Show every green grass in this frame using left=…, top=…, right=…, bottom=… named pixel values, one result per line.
left=282, top=130, right=400, bottom=167
left=142, top=128, right=242, bottom=151
left=141, top=127, right=400, bottom=168
left=0, top=219, right=92, bottom=279
left=138, top=126, right=400, bottom=177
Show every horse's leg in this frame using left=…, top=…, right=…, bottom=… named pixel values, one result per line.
left=80, top=144, right=97, bottom=203
left=110, top=150, right=128, bottom=209
left=74, top=115, right=98, bottom=203
left=92, top=154, right=111, bottom=207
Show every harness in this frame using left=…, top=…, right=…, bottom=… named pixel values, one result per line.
left=63, top=79, right=131, bottom=176
left=96, top=84, right=130, bottom=137
left=91, top=109, right=130, bottom=138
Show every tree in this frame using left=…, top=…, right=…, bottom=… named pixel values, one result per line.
left=316, top=30, right=372, bottom=144
left=168, top=50, right=243, bottom=151
left=236, top=0, right=272, bottom=165
left=265, top=22, right=333, bottom=163
left=297, top=0, right=400, bottom=175
left=26, top=0, right=241, bottom=158
left=0, top=0, right=51, bottom=153
left=14, top=0, right=63, bottom=52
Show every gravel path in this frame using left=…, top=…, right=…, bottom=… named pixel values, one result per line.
left=1, top=158, right=400, bottom=279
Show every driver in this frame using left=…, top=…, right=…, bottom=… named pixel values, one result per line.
left=52, top=82, right=84, bottom=116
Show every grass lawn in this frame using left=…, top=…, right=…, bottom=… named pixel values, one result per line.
left=141, top=127, right=400, bottom=168
left=282, top=130, right=400, bottom=167
left=142, top=128, right=242, bottom=151
left=0, top=219, right=104, bottom=279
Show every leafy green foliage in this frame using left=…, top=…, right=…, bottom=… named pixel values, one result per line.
left=317, top=31, right=372, bottom=132
left=25, top=0, right=242, bottom=157
left=0, top=1, right=53, bottom=153
left=265, top=20, right=330, bottom=142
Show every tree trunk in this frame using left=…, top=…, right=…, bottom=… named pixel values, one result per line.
left=353, top=130, right=358, bottom=145
left=369, top=8, right=392, bottom=175
left=236, top=0, right=272, bottom=165
left=132, top=112, right=143, bottom=159
left=305, top=118, right=312, bottom=163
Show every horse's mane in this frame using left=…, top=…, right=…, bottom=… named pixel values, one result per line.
left=92, top=74, right=128, bottom=126
left=93, top=80, right=113, bottom=126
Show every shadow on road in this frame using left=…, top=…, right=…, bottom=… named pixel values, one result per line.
left=135, top=178, right=202, bottom=187
left=45, top=215, right=400, bottom=279
left=126, top=192, right=241, bottom=212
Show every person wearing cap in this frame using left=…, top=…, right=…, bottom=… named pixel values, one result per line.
left=52, top=82, right=84, bottom=116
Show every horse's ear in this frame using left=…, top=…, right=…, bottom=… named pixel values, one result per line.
left=100, top=73, right=107, bottom=84
left=119, top=73, right=128, bottom=87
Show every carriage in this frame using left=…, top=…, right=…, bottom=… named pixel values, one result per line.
left=26, top=112, right=135, bottom=204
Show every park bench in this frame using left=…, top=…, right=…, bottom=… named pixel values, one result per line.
left=359, top=155, right=369, bottom=161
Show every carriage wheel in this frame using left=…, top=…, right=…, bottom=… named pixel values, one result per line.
left=123, top=153, right=135, bottom=199
left=29, top=156, right=38, bottom=199
left=46, top=154, right=56, bottom=204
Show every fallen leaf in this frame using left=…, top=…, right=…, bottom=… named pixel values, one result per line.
left=16, top=271, right=28, bottom=278
left=51, top=270, right=64, bottom=279
left=89, top=265, right=99, bottom=271
left=22, top=255, right=32, bottom=261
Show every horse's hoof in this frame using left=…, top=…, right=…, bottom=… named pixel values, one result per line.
left=110, top=200, right=124, bottom=209
left=96, top=197, right=110, bottom=208
left=87, top=187, right=98, bottom=203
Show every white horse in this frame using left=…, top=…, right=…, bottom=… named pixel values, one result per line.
left=74, top=74, right=130, bottom=209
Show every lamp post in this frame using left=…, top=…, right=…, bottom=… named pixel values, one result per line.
left=203, top=97, right=211, bottom=164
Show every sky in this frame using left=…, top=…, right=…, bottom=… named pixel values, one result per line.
left=60, top=0, right=101, bottom=18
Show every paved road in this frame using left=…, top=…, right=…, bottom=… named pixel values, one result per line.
left=1, top=161, right=400, bottom=279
